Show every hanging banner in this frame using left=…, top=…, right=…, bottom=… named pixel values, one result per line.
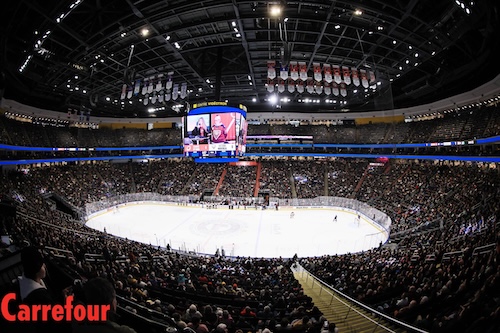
left=126, top=86, right=133, bottom=99
left=180, top=82, right=187, bottom=99
left=369, top=70, right=376, bottom=85
left=151, top=92, right=157, bottom=104
left=147, top=77, right=154, bottom=94
left=120, top=84, right=127, bottom=100
left=306, top=78, right=314, bottom=94
left=323, top=64, right=332, bottom=83
left=324, top=81, right=331, bottom=95
left=166, top=72, right=174, bottom=90
left=133, top=80, right=141, bottom=95
left=360, top=69, right=369, bottom=88
left=172, top=83, right=179, bottom=100
left=290, top=61, right=299, bottom=81
left=342, top=66, right=351, bottom=85
left=332, top=82, right=339, bottom=96
left=141, top=79, right=148, bottom=95
left=287, top=78, right=295, bottom=93
left=266, top=78, right=274, bottom=93
left=165, top=92, right=171, bottom=101
left=158, top=92, right=164, bottom=103
left=143, top=93, right=149, bottom=105
left=296, top=79, right=304, bottom=93
left=340, top=82, right=347, bottom=97
left=278, top=78, right=285, bottom=93
left=299, top=62, right=307, bottom=81
left=155, top=74, right=164, bottom=92
left=351, top=68, right=360, bottom=87
left=313, top=63, right=322, bottom=82
left=280, top=65, right=288, bottom=80
left=333, top=65, right=342, bottom=84
left=314, top=81, right=323, bottom=94
left=267, top=60, right=276, bottom=79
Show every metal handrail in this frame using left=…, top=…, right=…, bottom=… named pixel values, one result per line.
left=295, top=263, right=429, bottom=333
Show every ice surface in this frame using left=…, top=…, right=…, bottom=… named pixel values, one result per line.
left=86, top=204, right=388, bottom=258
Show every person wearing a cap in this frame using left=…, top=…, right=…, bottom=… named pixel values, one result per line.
left=19, top=246, right=53, bottom=304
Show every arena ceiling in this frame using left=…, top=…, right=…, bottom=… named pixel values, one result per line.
left=1, top=0, right=500, bottom=118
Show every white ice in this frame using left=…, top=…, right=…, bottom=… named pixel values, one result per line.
left=86, top=204, right=388, bottom=258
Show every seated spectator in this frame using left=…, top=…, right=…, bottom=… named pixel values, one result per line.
left=187, top=314, right=209, bottom=333
left=74, top=277, right=137, bottom=333
left=19, top=246, right=51, bottom=303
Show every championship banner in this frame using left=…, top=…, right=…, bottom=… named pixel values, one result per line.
left=180, top=82, right=187, bottom=99
left=127, top=86, right=133, bottom=99
left=266, top=78, right=274, bottom=93
left=332, top=82, right=339, bottom=96
left=290, top=61, right=299, bottom=81
left=339, top=82, right=347, bottom=97
left=155, top=74, right=164, bottom=92
left=287, top=78, right=295, bottom=93
left=143, top=93, right=149, bottom=105
left=333, top=65, right=342, bottom=84
left=314, top=81, right=323, bottom=94
left=324, top=81, right=331, bottom=95
left=342, top=66, right=351, bottom=85
left=280, top=65, right=288, bottom=80
left=278, top=78, right=285, bottom=93
left=323, top=64, right=332, bottom=83
left=158, top=93, right=164, bottom=103
left=299, top=62, right=307, bottom=81
left=166, top=72, right=174, bottom=90
left=313, top=63, right=322, bottom=82
left=141, top=79, right=148, bottom=95
left=147, top=77, right=154, bottom=94
left=360, top=69, right=369, bottom=88
left=165, top=92, right=171, bottom=101
left=151, top=92, right=157, bottom=104
left=133, top=80, right=141, bottom=95
left=369, top=70, right=376, bottom=85
left=306, top=78, right=314, bottom=94
left=267, top=60, right=276, bottom=79
left=172, top=83, right=179, bottom=100
left=351, top=68, right=360, bottom=87
left=120, top=84, right=127, bottom=100
left=296, top=79, right=304, bottom=93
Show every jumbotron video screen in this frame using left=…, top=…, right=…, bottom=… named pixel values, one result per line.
left=182, top=102, right=247, bottom=158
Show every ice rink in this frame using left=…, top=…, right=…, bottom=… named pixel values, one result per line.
left=86, top=203, right=388, bottom=258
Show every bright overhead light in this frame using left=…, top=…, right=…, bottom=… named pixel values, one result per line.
left=141, top=28, right=149, bottom=36
left=354, top=9, right=363, bottom=16
left=270, top=5, right=282, bottom=17
left=269, top=94, right=278, bottom=105
left=231, top=21, right=236, bottom=27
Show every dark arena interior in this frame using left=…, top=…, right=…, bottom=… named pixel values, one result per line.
left=0, top=1, right=499, bottom=333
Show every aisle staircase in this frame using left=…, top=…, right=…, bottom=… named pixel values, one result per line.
left=293, top=266, right=423, bottom=333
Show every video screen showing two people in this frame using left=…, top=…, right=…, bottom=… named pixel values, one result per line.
left=185, top=113, right=236, bottom=144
